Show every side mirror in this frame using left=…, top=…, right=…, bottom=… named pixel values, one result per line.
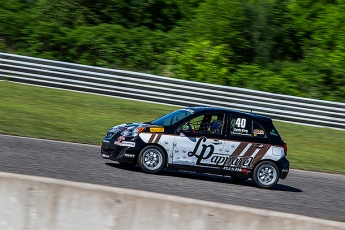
left=178, top=123, right=192, bottom=133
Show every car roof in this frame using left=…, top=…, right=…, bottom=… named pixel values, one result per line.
left=183, top=106, right=272, bottom=122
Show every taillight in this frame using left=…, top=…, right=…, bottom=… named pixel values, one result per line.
left=283, top=143, right=287, bottom=156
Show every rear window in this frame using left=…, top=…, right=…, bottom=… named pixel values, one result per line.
left=269, top=122, right=281, bottom=137
left=253, top=121, right=266, bottom=138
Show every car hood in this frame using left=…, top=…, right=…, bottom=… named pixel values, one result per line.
left=105, top=122, right=150, bottom=139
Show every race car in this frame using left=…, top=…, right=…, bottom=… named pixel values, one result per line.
left=101, top=107, right=289, bottom=189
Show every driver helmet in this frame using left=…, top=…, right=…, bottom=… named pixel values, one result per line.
left=210, top=120, right=222, bottom=133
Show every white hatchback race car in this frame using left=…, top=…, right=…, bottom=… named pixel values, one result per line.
left=101, top=107, right=289, bottom=189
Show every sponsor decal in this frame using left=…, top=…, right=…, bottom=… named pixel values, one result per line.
left=187, top=136, right=214, bottom=164
left=223, top=167, right=243, bottom=172
left=231, top=118, right=250, bottom=136
left=253, top=129, right=264, bottom=135
left=180, top=133, right=185, bottom=137
left=124, top=153, right=135, bottom=158
left=282, top=168, right=289, bottom=173
left=121, top=141, right=135, bottom=147
left=187, top=137, right=265, bottom=168
left=270, top=129, right=278, bottom=136
left=114, top=136, right=125, bottom=145
left=223, top=156, right=253, bottom=167
left=209, top=155, right=253, bottom=166
left=150, top=127, right=164, bottom=132
left=233, top=128, right=249, bottom=134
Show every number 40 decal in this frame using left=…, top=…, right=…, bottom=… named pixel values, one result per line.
left=236, top=118, right=246, bottom=128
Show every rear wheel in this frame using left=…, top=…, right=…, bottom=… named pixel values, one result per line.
left=252, top=161, right=280, bottom=189
left=137, top=145, right=165, bottom=174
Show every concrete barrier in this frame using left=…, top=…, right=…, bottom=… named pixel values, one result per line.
left=0, top=171, right=344, bottom=230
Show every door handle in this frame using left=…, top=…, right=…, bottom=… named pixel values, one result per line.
left=254, top=144, right=264, bottom=148
left=211, top=140, right=222, bottom=145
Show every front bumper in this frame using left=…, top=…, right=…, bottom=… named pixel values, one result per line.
left=100, top=138, right=141, bottom=164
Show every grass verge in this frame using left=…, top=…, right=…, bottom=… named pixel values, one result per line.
left=1, top=81, right=344, bottom=174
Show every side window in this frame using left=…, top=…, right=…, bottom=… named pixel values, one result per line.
left=163, top=118, right=173, bottom=126
left=253, top=121, right=267, bottom=138
left=181, top=113, right=225, bottom=134
left=230, top=116, right=252, bottom=136
left=164, top=112, right=189, bottom=125
left=230, top=116, right=267, bottom=138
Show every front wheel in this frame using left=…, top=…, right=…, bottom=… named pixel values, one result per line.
left=252, top=161, right=280, bottom=189
left=137, top=145, right=166, bottom=174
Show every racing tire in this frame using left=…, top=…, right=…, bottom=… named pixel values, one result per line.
left=252, top=161, right=280, bottom=189
left=137, top=145, right=166, bottom=174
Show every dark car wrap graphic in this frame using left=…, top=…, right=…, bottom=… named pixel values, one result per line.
left=139, top=133, right=283, bottom=170
left=101, top=107, right=290, bottom=189
left=148, top=133, right=163, bottom=144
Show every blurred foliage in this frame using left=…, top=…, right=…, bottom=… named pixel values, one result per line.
left=1, top=0, right=345, bottom=102
left=165, top=40, right=231, bottom=85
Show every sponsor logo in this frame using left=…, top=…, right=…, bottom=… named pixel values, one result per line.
left=114, top=136, right=125, bottom=145
left=187, top=136, right=214, bottom=165
left=124, top=153, right=135, bottom=158
left=187, top=137, right=259, bottom=168
left=253, top=129, right=264, bottom=135
left=282, top=168, right=289, bottom=173
left=150, top=127, right=164, bottom=132
left=121, top=141, right=135, bottom=147
left=211, top=155, right=253, bottom=166
left=270, top=130, right=278, bottom=136
left=233, top=128, right=249, bottom=134
left=223, top=167, right=242, bottom=172
left=102, top=154, right=110, bottom=158
left=223, top=156, right=253, bottom=166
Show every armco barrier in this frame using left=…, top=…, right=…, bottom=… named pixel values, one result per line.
left=1, top=52, right=345, bottom=129
left=0, top=171, right=344, bottom=230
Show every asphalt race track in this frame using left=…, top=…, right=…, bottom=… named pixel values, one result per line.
left=1, top=134, right=344, bottom=222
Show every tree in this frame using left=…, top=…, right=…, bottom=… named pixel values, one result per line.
left=166, top=40, right=231, bottom=85
left=183, top=0, right=250, bottom=65
left=0, top=0, right=37, bottom=49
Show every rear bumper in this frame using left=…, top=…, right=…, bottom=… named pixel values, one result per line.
left=277, top=156, right=290, bottom=179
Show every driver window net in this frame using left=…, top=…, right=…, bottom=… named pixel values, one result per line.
left=188, top=114, right=224, bottom=134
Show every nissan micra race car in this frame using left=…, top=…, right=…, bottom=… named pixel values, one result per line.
left=101, top=107, right=289, bottom=189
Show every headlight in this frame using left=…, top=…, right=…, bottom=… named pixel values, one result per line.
left=132, top=128, right=139, bottom=137
left=121, top=127, right=144, bottom=137
left=121, top=129, right=130, bottom=136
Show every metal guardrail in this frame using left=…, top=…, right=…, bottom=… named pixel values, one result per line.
left=1, top=52, right=345, bottom=129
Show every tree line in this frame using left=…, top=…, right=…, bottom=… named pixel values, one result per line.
left=1, top=0, right=344, bottom=102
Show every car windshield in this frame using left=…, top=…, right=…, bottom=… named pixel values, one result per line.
left=150, top=109, right=195, bottom=126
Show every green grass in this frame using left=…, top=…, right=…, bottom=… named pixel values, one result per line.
left=1, top=81, right=344, bottom=175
